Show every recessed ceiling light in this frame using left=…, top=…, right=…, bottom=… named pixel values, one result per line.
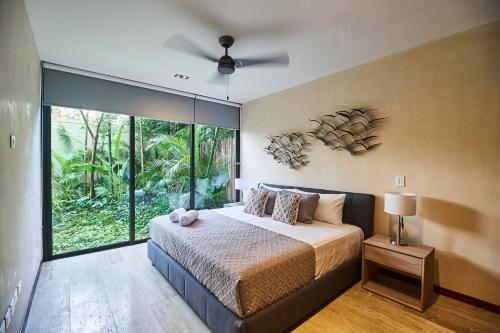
left=174, top=74, right=189, bottom=80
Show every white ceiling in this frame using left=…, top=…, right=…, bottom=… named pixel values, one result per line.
left=26, top=0, right=500, bottom=104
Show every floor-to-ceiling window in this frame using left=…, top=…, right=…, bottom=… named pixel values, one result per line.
left=134, top=118, right=190, bottom=240
left=50, top=106, right=130, bottom=255
left=45, top=106, right=238, bottom=258
left=195, top=125, right=236, bottom=209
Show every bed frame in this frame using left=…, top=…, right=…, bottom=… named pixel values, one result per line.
left=147, top=184, right=375, bottom=333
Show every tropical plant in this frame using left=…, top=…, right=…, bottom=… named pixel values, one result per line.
left=50, top=108, right=235, bottom=254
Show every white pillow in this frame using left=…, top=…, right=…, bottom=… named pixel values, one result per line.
left=287, top=188, right=346, bottom=225
left=313, top=193, right=346, bottom=225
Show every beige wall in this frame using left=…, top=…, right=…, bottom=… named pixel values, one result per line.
left=0, top=0, right=42, bottom=331
left=242, top=21, right=500, bottom=305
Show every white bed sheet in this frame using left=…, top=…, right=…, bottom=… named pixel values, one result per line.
left=212, top=206, right=363, bottom=279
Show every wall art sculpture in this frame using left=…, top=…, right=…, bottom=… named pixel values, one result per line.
left=307, top=108, right=388, bottom=155
left=264, top=108, right=387, bottom=169
left=263, top=132, right=310, bottom=169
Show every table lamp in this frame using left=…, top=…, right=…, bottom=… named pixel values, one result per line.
left=384, top=192, right=416, bottom=246
left=234, top=178, right=248, bottom=202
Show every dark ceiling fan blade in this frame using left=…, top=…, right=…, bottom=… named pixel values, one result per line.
left=235, top=51, right=289, bottom=68
left=163, top=34, right=218, bottom=62
left=171, top=1, right=302, bottom=41
left=207, top=71, right=229, bottom=86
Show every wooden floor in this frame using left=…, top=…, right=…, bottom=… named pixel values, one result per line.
left=26, top=244, right=500, bottom=333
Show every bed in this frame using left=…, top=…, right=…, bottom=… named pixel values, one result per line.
left=147, top=184, right=375, bottom=333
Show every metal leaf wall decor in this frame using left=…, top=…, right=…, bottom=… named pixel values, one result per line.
left=264, top=108, right=387, bottom=169
left=263, top=132, right=310, bottom=169
left=307, top=108, right=388, bottom=155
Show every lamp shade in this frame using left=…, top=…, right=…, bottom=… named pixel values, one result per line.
left=384, top=192, right=416, bottom=216
left=234, top=178, right=248, bottom=190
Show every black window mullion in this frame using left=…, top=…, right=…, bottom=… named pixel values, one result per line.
left=129, top=116, right=136, bottom=242
left=190, top=123, right=196, bottom=210
left=235, top=129, right=240, bottom=202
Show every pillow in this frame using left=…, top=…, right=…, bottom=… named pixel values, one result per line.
left=296, top=193, right=320, bottom=224
left=243, top=188, right=269, bottom=217
left=258, top=184, right=279, bottom=215
left=313, top=193, right=346, bottom=225
left=272, top=191, right=301, bottom=225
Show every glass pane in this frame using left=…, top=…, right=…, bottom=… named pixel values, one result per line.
left=51, top=107, right=130, bottom=255
left=195, top=125, right=236, bottom=209
left=134, top=118, right=190, bottom=240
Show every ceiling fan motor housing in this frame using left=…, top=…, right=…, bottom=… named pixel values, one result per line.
left=218, top=55, right=235, bottom=74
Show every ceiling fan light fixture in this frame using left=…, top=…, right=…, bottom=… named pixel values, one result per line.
left=217, top=55, right=235, bottom=74
left=174, top=73, right=190, bottom=79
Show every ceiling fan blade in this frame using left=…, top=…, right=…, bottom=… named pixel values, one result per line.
left=235, top=51, right=289, bottom=68
left=163, top=34, right=218, bottom=62
left=171, top=1, right=303, bottom=42
left=208, top=71, right=229, bottom=86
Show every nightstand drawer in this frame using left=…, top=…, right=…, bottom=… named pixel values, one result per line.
left=365, top=244, right=422, bottom=276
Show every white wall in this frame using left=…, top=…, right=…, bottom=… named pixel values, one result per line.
left=241, top=21, right=500, bottom=305
left=0, top=0, right=42, bottom=331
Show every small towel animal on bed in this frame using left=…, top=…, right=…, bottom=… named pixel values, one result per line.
left=179, top=210, right=199, bottom=227
left=169, top=208, right=186, bottom=223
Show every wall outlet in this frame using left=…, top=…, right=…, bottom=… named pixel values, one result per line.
left=0, top=318, right=6, bottom=333
left=395, top=175, right=405, bottom=187
left=9, top=298, right=15, bottom=318
left=9, top=134, right=16, bottom=149
left=3, top=307, right=11, bottom=329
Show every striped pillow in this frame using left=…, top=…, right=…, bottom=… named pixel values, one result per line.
left=272, top=191, right=301, bottom=225
left=243, top=188, right=269, bottom=217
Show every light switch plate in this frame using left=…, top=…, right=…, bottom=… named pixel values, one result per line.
left=9, top=134, right=16, bottom=149
left=395, top=176, right=405, bottom=187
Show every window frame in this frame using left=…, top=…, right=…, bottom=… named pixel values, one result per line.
left=41, top=106, right=240, bottom=261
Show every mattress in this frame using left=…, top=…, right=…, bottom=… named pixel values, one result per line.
left=213, top=206, right=363, bottom=278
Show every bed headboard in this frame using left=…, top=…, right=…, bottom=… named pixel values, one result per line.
left=262, top=183, right=375, bottom=239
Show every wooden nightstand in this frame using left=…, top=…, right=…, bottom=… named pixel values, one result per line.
left=362, top=235, right=435, bottom=311
left=223, top=202, right=245, bottom=208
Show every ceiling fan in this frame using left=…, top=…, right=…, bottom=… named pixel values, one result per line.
left=164, top=34, right=289, bottom=98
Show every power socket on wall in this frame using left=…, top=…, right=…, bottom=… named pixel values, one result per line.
left=1, top=281, right=21, bottom=332
left=0, top=317, right=6, bottom=333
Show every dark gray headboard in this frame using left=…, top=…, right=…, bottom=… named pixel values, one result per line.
left=262, top=183, right=375, bottom=239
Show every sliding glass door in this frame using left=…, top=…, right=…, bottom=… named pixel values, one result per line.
left=45, top=106, right=238, bottom=258
left=50, top=106, right=130, bottom=255
left=134, top=118, right=190, bottom=240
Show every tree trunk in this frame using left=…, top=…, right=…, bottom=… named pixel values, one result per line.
left=83, top=111, right=88, bottom=195
left=89, top=114, right=104, bottom=199
left=80, top=111, right=105, bottom=200
left=107, top=120, right=114, bottom=194
left=205, top=127, right=219, bottom=178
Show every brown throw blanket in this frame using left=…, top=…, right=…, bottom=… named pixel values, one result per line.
left=149, top=210, right=315, bottom=318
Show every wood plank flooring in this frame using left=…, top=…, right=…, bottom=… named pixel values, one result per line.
left=25, top=243, right=500, bottom=333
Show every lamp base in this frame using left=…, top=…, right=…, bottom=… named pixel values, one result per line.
left=390, top=238, right=408, bottom=246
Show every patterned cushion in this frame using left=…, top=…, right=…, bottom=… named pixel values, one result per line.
left=272, top=190, right=301, bottom=225
left=243, top=188, right=270, bottom=217
left=259, top=185, right=278, bottom=215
